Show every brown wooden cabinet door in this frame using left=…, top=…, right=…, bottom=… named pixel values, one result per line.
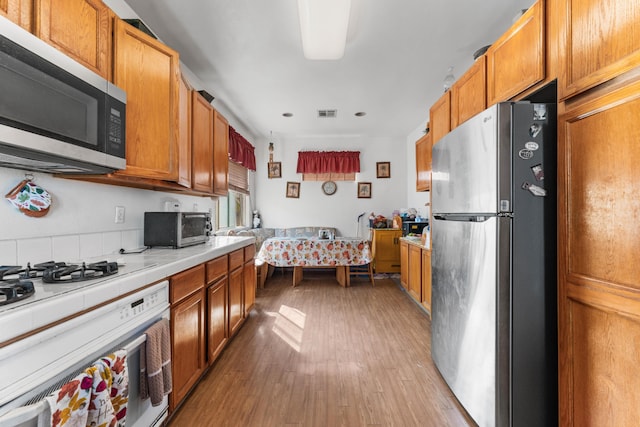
left=35, top=0, right=110, bottom=78
left=1, top=0, right=32, bottom=30
left=560, top=0, right=640, bottom=99
left=207, top=278, right=228, bottom=363
left=176, top=72, right=192, bottom=188
left=212, top=109, right=229, bottom=196
left=451, top=55, right=486, bottom=128
left=486, top=0, right=544, bottom=105
left=407, top=244, right=422, bottom=301
left=191, top=90, right=214, bottom=193
left=399, top=240, right=408, bottom=289
left=113, top=18, right=180, bottom=181
left=243, top=260, right=256, bottom=316
left=429, top=91, right=451, bottom=145
left=372, top=229, right=402, bottom=273
left=170, top=288, right=206, bottom=411
left=558, top=78, right=640, bottom=426
left=228, top=266, right=243, bottom=337
left=415, top=132, right=431, bottom=192
left=421, top=249, right=431, bottom=315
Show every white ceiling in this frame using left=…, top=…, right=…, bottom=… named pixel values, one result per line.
left=120, top=0, right=535, bottom=141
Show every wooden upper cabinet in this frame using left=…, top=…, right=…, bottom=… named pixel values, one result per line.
left=1, top=0, right=32, bottom=30
left=191, top=90, right=214, bottom=194
left=451, top=55, right=486, bottom=128
left=34, top=0, right=111, bottom=79
left=486, top=0, right=545, bottom=105
left=559, top=0, right=640, bottom=100
left=212, top=109, right=229, bottom=196
left=429, top=90, right=451, bottom=145
left=415, top=131, right=431, bottom=192
left=176, top=72, right=192, bottom=188
left=113, top=18, right=180, bottom=181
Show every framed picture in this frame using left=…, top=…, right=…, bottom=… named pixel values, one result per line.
left=268, top=162, right=281, bottom=178
left=376, top=161, right=391, bottom=178
left=357, top=182, right=372, bottom=198
left=286, top=181, right=300, bottom=198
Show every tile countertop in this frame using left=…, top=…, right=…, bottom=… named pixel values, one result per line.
left=0, top=236, right=254, bottom=344
left=400, top=235, right=431, bottom=250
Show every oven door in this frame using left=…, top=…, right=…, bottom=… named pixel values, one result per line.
left=0, top=281, right=170, bottom=427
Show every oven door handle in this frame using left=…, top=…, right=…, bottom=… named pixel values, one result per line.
left=0, top=400, right=48, bottom=426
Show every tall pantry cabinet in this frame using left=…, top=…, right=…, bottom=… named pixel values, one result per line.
left=557, top=0, right=640, bottom=425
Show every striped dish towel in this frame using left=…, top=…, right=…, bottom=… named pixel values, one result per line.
left=140, top=319, right=172, bottom=406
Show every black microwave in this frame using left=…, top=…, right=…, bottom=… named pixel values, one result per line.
left=402, top=221, right=429, bottom=236
left=0, top=15, right=126, bottom=174
left=144, top=212, right=212, bottom=248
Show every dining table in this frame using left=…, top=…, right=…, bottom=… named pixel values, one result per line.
left=256, top=237, right=373, bottom=287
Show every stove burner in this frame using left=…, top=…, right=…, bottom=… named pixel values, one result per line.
left=42, top=261, right=118, bottom=283
left=0, top=262, right=70, bottom=281
left=0, top=279, right=35, bottom=306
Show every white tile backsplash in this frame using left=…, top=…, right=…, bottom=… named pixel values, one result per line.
left=0, top=240, right=17, bottom=264
left=52, top=235, right=80, bottom=261
left=102, top=231, right=123, bottom=256
left=121, top=229, right=141, bottom=251
left=17, top=237, right=52, bottom=264
left=79, top=233, right=103, bottom=259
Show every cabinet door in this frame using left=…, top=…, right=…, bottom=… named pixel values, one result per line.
left=408, top=244, right=422, bottom=301
left=228, top=266, right=243, bottom=336
left=429, top=91, right=451, bottom=145
left=558, top=78, right=640, bottom=426
left=486, top=0, right=544, bottom=105
left=212, top=109, right=229, bottom=196
left=191, top=90, right=214, bottom=193
left=451, top=55, right=486, bottom=128
left=372, top=230, right=402, bottom=273
left=170, top=288, right=206, bottom=411
left=113, top=18, right=180, bottom=181
left=35, top=0, right=110, bottom=78
left=243, top=260, right=256, bottom=316
left=1, top=0, right=32, bottom=30
left=176, top=72, right=192, bottom=188
left=415, top=132, right=431, bottom=192
left=207, top=278, right=228, bottom=363
left=421, top=249, right=431, bottom=315
left=560, top=0, right=640, bottom=99
left=400, top=240, right=409, bottom=289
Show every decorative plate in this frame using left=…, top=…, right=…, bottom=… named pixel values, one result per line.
left=322, top=181, right=337, bottom=196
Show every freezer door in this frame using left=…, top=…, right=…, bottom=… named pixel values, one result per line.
left=432, top=103, right=513, bottom=215
left=431, top=216, right=511, bottom=427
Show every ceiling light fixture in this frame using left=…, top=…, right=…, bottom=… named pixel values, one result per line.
left=297, top=0, right=351, bottom=60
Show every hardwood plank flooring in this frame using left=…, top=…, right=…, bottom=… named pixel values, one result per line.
left=168, top=270, right=475, bottom=427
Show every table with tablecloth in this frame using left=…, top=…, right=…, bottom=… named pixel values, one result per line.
left=256, top=237, right=373, bottom=286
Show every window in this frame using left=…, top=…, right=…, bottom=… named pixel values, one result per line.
left=217, top=161, right=251, bottom=230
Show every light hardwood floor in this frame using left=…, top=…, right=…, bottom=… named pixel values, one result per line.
left=168, top=270, right=475, bottom=427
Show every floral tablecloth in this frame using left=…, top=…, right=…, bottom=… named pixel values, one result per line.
left=257, top=237, right=372, bottom=267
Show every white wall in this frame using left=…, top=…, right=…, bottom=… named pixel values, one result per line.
left=254, top=134, right=408, bottom=238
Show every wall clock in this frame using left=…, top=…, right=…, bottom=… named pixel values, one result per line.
left=322, top=180, right=337, bottom=195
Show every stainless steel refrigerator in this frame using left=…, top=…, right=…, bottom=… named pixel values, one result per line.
left=430, top=102, right=557, bottom=427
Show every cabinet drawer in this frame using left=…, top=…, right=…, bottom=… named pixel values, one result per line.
left=206, top=255, right=228, bottom=284
left=229, top=249, right=244, bottom=271
left=244, top=244, right=255, bottom=261
left=171, top=264, right=205, bottom=304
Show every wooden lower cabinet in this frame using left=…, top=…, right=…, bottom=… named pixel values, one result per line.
left=170, top=265, right=206, bottom=411
left=400, top=239, right=432, bottom=317
left=228, top=249, right=244, bottom=337
left=371, top=229, right=402, bottom=273
left=407, top=244, right=422, bottom=301
left=421, top=249, right=431, bottom=314
left=207, top=278, right=228, bottom=363
left=243, top=245, right=256, bottom=316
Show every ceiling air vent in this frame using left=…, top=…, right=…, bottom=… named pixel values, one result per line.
left=317, top=109, right=338, bottom=118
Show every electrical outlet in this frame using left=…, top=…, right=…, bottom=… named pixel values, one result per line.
left=115, top=206, right=125, bottom=223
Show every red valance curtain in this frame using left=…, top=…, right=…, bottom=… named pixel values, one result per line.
left=228, top=127, right=256, bottom=171
left=296, top=151, right=360, bottom=174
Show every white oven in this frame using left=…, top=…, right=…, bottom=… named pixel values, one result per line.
left=0, top=280, right=170, bottom=427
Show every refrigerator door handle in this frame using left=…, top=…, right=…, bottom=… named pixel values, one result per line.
left=433, top=214, right=491, bottom=222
